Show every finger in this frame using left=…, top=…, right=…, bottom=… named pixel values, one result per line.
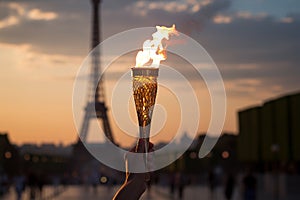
left=149, top=142, right=154, bottom=152
left=129, top=139, right=144, bottom=153
left=134, top=139, right=144, bottom=153
left=129, top=139, right=155, bottom=153
left=137, top=139, right=147, bottom=153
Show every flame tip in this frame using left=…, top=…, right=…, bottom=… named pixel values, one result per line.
left=135, top=24, right=178, bottom=68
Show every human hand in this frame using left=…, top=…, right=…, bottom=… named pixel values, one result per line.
left=113, top=139, right=154, bottom=200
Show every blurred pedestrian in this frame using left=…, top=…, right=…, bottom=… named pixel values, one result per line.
left=208, top=170, right=216, bottom=200
left=14, top=173, right=26, bottom=200
left=175, top=171, right=186, bottom=200
left=278, top=168, right=286, bottom=199
left=0, top=170, right=9, bottom=196
left=52, top=175, right=60, bottom=195
left=169, top=173, right=175, bottom=197
left=224, top=173, right=235, bottom=200
left=28, top=172, right=38, bottom=200
left=90, top=170, right=99, bottom=194
left=37, top=173, right=45, bottom=199
left=243, top=170, right=257, bottom=200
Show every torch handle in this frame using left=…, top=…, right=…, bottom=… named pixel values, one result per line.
left=144, top=138, right=151, bottom=181
left=144, top=138, right=150, bottom=180
left=138, top=126, right=151, bottom=181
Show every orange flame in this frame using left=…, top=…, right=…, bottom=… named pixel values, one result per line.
left=135, top=24, right=178, bottom=68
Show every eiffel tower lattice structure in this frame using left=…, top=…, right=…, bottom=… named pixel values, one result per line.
left=79, top=0, right=115, bottom=144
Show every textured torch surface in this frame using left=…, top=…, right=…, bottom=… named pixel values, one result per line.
left=133, top=76, right=158, bottom=127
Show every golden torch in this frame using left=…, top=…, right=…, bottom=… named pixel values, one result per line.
left=132, top=25, right=178, bottom=172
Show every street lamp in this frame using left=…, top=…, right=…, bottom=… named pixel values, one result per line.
left=4, top=151, right=12, bottom=159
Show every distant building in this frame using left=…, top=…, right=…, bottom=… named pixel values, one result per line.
left=163, top=132, right=238, bottom=173
left=238, top=92, right=300, bottom=163
left=19, top=143, right=72, bottom=157
left=17, top=143, right=72, bottom=176
left=192, top=133, right=238, bottom=172
left=0, top=133, right=20, bottom=175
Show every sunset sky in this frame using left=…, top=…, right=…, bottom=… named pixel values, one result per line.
left=0, top=0, right=299, bottom=146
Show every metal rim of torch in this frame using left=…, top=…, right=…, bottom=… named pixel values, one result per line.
left=131, top=67, right=159, bottom=77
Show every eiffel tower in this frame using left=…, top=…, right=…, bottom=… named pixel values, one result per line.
left=79, top=0, right=115, bottom=144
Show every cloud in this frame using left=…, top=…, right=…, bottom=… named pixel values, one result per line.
left=225, top=78, right=263, bottom=96
left=191, top=13, right=300, bottom=100
left=0, top=42, right=81, bottom=67
left=128, top=0, right=212, bottom=16
left=213, top=15, right=232, bottom=24
left=280, top=17, right=294, bottom=23
left=0, top=2, right=89, bottom=56
left=27, top=9, right=58, bottom=21
left=1, top=2, right=58, bottom=22
left=0, top=3, right=24, bottom=29
left=211, top=11, right=270, bottom=25
left=124, top=0, right=231, bottom=34
left=8, top=3, right=26, bottom=16
left=0, top=2, right=58, bottom=30
left=0, top=0, right=231, bottom=56
left=0, top=0, right=90, bottom=56
left=198, top=16, right=300, bottom=65
left=0, top=16, right=19, bottom=29
left=235, top=11, right=268, bottom=20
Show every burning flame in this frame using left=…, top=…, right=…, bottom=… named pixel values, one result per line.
left=135, top=24, right=178, bottom=68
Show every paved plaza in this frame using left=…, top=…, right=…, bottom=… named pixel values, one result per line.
left=0, top=185, right=243, bottom=200
left=2, top=180, right=300, bottom=200
left=1, top=185, right=229, bottom=200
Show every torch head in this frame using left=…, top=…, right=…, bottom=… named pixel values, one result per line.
left=132, top=67, right=158, bottom=129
